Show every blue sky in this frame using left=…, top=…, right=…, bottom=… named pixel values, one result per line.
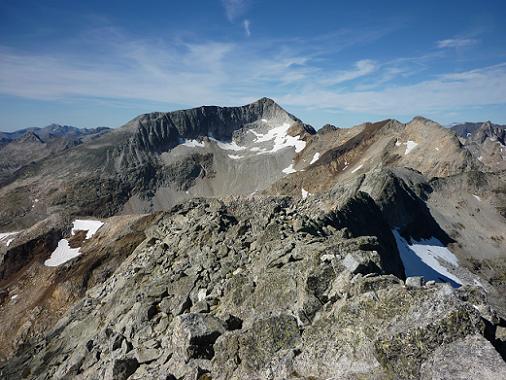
left=1, top=0, right=506, bottom=131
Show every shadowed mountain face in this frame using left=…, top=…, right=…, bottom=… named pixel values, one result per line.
left=0, top=98, right=316, bottom=229
left=1, top=99, right=506, bottom=379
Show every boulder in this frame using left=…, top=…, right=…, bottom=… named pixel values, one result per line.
left=406, top=276, right=424, bottom=288
left=342, top=251, right=381, bottom=275
left=420, top=334, right=506, bottom=380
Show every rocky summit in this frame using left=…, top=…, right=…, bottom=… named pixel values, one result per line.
left=0, top=99, right=505, bottom=380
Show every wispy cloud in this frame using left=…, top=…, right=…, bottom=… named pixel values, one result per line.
left=222, top=0, right=249, bottom=22
left=0, top=25, right=505, bottom=120
left=243, top=19, right=251, bottom=37
left=319, top=59, right=377, bottom=86
left=437, top=38, right=478, bottom=49
left=279, top=63, right=506, bottom=115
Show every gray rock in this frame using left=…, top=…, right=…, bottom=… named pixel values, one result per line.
left=420, top=334, right=506, bottom=380
left=105, top=357, right=139, bottom=380
left=134, top=347, right=161, bottom=364
left=406, top=276, right=424, bottom=288
left=0, top=197, right=503, bottom=380
left=172, top=313, right=225, bottom=361
left=342, top=251, right=381, bottom=275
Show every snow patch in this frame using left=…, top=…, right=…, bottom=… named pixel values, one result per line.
left=228, top=154, right=242, bottom=160
left=250, top=122, right=306, bottom=153
left=282, top=163, right=297, bottom=174
left=209, top=137, right=246, bottom=151
left=301, top=188, right=309, bottom=199
left=472, top=194, right=481, bottom=201
left=72, top=220, right=104, bottom=240
left=44, top=239, right=81, bottom=267
left=180, top=139, right=205, bottom=148
left=351, top=164, right=363, bottom=173
left=309, top=152, right=320, bottom=165
left=395, top=140, right=401, bottom=147
left=404, top=140, right=418, bottom=155
left=45, top=219, right=104, bottom=267
left=11, top=294, right=18, bottom=300
left=392, top=229, right=462, bottom=287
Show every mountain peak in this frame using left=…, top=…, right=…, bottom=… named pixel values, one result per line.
left=410, top=116, right=439, bottom=125
left=18, top=130, right=44, bottom=144
left=254, top=97, right=276, bottom=105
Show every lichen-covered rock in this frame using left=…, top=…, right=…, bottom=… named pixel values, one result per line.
left=420, top=334, right=506, bottom=380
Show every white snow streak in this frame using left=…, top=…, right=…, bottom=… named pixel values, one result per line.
left=180, top=139, right=205, bottom=148
left=351, top=164, right=363, bottom=173
left=209, top=137, right=246, bottom=151
left=301, top=188, right=309, bottom=199
left=0, top=232, right=19, bottom=247
left=309, top=152, right=320, bottom=165
left=472, top=194, right=481, bottom=201
left=282, top=163, right=297, bottom=174
left=228, top=154, right=242, bottom=160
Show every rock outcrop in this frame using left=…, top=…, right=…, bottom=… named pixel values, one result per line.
left=1, top=196, right=505, bottom=379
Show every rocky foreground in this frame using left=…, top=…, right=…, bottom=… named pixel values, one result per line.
left=1, top=194, right=506, bottom=379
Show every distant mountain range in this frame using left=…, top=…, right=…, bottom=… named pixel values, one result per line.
left=0, top=124, right=109, bottom=143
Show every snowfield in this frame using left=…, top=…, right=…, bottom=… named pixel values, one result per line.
left=72, top=219, right=104, bottom=239
left=45, top=219, right=104, bottom=267
left=177, top=120, right=307, bottom=158
left=392, top=229, right=462, bottom=286
left=44, top=239, right=81, bottom=267
left=250, top=122, right=306, bottom=154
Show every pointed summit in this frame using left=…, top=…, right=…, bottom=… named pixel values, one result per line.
left=18, top=131, right=44, bottom=144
